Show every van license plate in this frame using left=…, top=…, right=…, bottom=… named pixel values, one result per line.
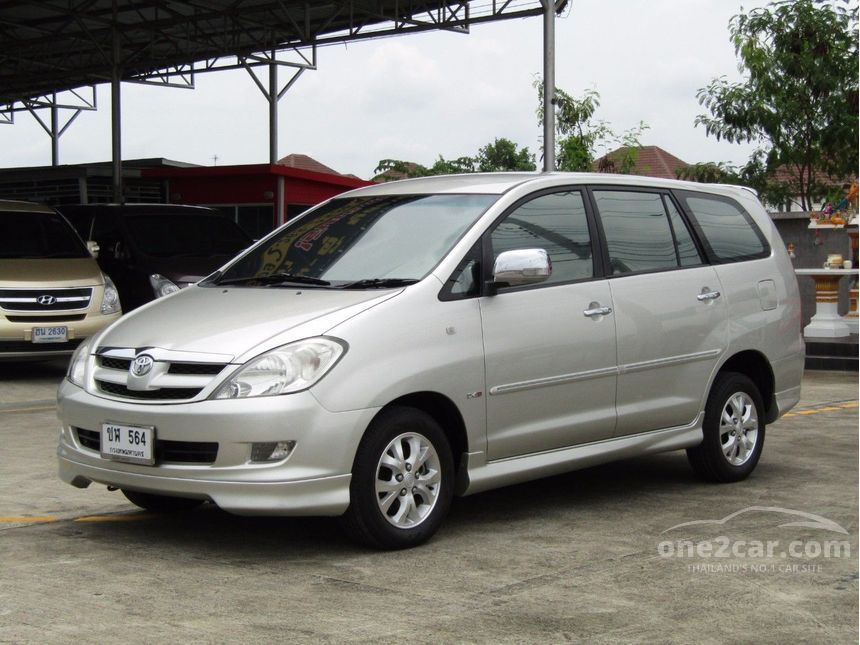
left=32, top=326, right=67, bottom=343
left=101, top=423, right=155, bottom=465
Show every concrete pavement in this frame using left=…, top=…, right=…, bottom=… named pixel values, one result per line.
left=0, top=362, right=857, bottom=643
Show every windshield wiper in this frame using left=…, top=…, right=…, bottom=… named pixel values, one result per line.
left=217, top=272, right=331, bottom=287
left=339, top=278, right=418, bottom=289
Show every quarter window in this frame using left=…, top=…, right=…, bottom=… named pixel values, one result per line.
left=677, top=192, right=768, bottom=262
left=489, top=191, right=593, bottom=286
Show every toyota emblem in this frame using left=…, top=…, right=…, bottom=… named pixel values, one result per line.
left=37, top=295, right=56, bottom=306
left=130, top=355, right=154, bottom=377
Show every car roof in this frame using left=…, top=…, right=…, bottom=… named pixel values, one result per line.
left=0, top=199, right=56, bottom=214
left=342, top=172, right=756, bottom=200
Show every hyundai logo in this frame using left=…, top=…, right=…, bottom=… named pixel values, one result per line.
left=37, top=295, right=56, bottom=306
left=130, top=355, right=154, bottom=377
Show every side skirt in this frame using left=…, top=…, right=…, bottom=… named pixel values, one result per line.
left=457, top=413, right=704, bottom=496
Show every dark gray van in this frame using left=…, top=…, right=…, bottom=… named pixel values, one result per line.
left=59, top=204, right=252, bottom=311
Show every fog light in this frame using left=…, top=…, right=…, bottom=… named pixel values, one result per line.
left=250, top=441, right=296, bottom=463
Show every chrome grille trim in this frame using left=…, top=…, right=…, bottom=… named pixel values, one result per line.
left=92, top=346, right=233, bottom=403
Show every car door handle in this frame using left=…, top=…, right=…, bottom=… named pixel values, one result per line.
left=697, top=289, right=721, bottom=301
left=583, top=305, right=613, bottom=317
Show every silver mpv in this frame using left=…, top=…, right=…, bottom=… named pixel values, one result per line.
left=58, top=173, right=804, bottom=549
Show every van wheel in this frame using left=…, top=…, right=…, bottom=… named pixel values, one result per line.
left=122, top=489, right=203, bottom=512
left=341, top=407, right=454, bottom=550
left=687, top=372, right=765, bottom=482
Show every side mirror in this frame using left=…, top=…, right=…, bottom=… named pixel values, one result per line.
left=492, top=248, right=552, bottom=289
left=86, top=240, right=100, bottom=258
left=112, top=241, right=129, bottom=261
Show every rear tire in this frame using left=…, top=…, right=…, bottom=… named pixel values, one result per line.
left=122, top=489, right=203, bottom=512
left=341, top=406, right=454, bottom=550
left=687, top=371, right=765, bottom=483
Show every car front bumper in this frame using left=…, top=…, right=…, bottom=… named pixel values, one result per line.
left=57, top=379, right=379, bottom=516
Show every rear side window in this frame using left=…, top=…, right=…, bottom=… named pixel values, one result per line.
left=592, top=191, right=682, bottom=274
left=676, top=191, right=769, bottom=263
left=489, top=191, right=593, bottom=286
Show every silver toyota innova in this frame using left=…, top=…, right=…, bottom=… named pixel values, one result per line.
left=57, top=173, right=804, bottom=549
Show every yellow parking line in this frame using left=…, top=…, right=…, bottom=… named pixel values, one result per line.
left=0, top=405, right=57, bottom=414
left=74, top=514, right=154, bottom=523
left=0, top=516, right=58, bottom=523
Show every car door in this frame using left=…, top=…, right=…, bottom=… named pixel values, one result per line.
left=588, top=188, right=728, bottom=437
left=480, top=189, right=618, bottom=460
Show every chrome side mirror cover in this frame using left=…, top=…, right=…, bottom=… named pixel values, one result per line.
left=492, top=248, right=552, bottom=288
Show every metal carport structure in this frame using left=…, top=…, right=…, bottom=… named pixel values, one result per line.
left=0, top=1, right=564, bottom=202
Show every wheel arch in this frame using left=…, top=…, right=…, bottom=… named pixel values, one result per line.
left=716, top=350, right=777, bottom=423
left=370, top=391, right=469, bottom=473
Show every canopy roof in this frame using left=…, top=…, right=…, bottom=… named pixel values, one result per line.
left=0, top=1, right=543, bottom=107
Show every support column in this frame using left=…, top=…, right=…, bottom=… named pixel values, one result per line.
left=111, top=15, right=123, bottom=203
left=277, top=175, right=285, bottom=227
left=542, top=0, right=556, bottom=173
left=50, top=93, right=59, bottom=166
left=269, top=53, right=278, bottom=164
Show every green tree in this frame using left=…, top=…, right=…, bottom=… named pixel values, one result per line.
left=695, top=0, right=858, bottom=210
left=535, top=79, right=648, bottom=172
left=475, top=138, right=536, bottom=172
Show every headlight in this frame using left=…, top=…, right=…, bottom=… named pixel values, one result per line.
left=213, top=337, right=346, bottom=399
left=150, top=273, right=180, bottom=298
left=100, top=275, right=121, bottom=314
left=67, top=339, right=92, bottom=387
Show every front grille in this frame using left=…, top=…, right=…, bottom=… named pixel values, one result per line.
left=74, top=428, right=218, bottom=464
left=99, top=356, right=131, bottom=370
left=96, top=380, right=202, bottom=400
left=6, top=314, right=86, bottom=323
left=0, top=338, right=83, bottom=353
left=0, top=288, right=93, bottom=312
left=168, top=362, right=226, bottom=375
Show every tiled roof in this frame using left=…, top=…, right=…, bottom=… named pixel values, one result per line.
left=276, top=153, right=342, bottom=176
left=594, top=145, right=688, bottom=180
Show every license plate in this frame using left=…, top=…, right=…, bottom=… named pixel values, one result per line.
left=101, top=423, right=155, bottom=465
left=32, top=326, right=67, bottom=343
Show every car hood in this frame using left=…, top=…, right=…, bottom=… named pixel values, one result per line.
left=144, top=254, right=239, bottom=284
left=0, top=258, right=102, bottom=287
left=93, top=285, right=400, bottom=362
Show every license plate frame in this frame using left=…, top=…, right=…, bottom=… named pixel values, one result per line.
left=100, top=422, right=156, bottom=466
left=32, top=326, right=68, bottom=344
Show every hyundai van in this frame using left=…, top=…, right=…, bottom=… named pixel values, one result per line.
left=56, top=174, right=804, bottom=548
left=0, top=200, right=121, bottom=360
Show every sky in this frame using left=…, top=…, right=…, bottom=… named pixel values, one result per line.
left=0, top=0, right=776, bottom=179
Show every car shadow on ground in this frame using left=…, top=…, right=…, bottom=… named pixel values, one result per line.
left=46, top=452, right=710, bottom=558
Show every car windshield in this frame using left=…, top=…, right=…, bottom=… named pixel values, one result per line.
left=124, top=214, right=251, bottom=257
left=0, top=210, right=89, bottom=259
left=213, top=194, right=496, bottom=288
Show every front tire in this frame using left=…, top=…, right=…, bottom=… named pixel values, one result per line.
left=341, top=407, right=454, bottom=549
left=687, top=371, right=765, bottom=482
left=122, top=489, right=203, bottom=512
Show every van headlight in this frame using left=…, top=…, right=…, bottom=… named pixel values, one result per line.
left=67, top=339, right=92, bottom=387
left=213, top=338, right=346, bottom=399
left=100, top=275, right=121, bottom=314
left=150, top=273, right=180, bottom=298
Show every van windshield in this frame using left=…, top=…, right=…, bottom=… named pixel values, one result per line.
left=213, top=194, right=495, bottom=288
left=0, top=210, right=89, bottom=259
left=124, top=214, right=251, bottom=257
